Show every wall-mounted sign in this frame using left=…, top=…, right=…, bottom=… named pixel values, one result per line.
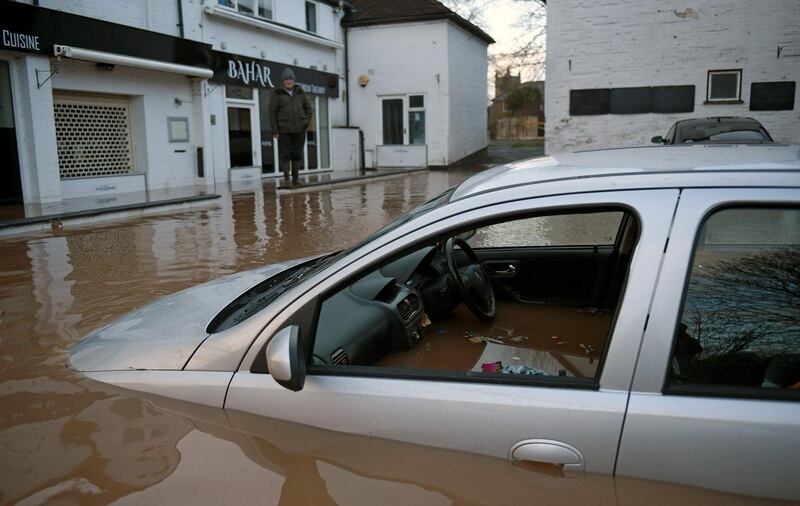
left=167, top=117, right=190, bottom=143
left=0, top=2, right=211, bottom=64
left=2, top=30, right=40, bottom=51
left=211, top=50, right=338, bottom=98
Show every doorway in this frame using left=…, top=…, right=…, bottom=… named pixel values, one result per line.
left=381, top=96, right=405, bottom=145
left=0, top=60, right=22, bottom=204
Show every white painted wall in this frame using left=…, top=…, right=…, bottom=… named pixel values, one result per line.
left=52, top=59, right=199, bottom=192
left=33, top=0, right=181, bottom=37
left=348, top=21, right=449, bottom=166
left=446, top=21, right=489, bottom=164
left=331, top=127, right=359, bottom=171
left=348, top=20, right=489, bottom=167
left=546, top=0, right=800, bottom=154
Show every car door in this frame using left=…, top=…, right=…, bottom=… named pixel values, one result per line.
left=225, top=189, right=679, bottom=473
left=618, top=188, right=800, bottom=501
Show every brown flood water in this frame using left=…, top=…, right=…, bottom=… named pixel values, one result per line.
left=0, top=170, right=787, bottom=505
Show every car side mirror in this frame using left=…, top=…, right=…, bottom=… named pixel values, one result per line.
left=265, top=325, right=306, bottom=391
left=651, top=135, right=664, bottom=144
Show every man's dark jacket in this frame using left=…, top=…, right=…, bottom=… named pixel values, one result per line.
left=269, top=87, right=312, bottom=134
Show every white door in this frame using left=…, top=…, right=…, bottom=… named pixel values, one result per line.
left=225, top=189, right=680, bottom=473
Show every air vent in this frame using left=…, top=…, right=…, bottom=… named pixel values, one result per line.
left=331, top=348, right=349, bottom=365
left=397, top=294, right=420, bottom=321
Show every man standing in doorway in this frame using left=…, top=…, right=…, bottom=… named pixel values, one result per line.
left=269, top=68, right=312, bottom=188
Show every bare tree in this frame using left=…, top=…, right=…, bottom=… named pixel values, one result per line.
left=439, top=0, right=547, bottom=89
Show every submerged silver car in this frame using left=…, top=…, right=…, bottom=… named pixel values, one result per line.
left=71, top=144, right=800, bottom=501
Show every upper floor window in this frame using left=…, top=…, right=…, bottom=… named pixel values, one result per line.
left=306, top=1, right=317, bottom=33
left=219, top=0, right=273, bottom=20
left=706, top=69, right=742, bottom=103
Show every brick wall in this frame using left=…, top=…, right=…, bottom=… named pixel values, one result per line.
left=545, top=0, right=800, bottom=154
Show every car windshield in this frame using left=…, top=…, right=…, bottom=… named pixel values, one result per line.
left=676, top=123, right=770, bottom=143
left=332, top=185, right=457, bottom=258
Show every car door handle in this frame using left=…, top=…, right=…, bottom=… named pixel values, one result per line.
left=484, top=261, right=519, bottom=277
left=493, top=264, right=517, bottom=276
left=510, top=439, right=584, bottom=470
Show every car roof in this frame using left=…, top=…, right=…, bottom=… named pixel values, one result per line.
left=674, top=116, right=763, bottom=127
left=452, top=144, right=800, bottom=200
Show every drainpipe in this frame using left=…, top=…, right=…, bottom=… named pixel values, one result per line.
left=344, top=24, right=350, bottom=127
left=176, top=0, right=185, bottom=38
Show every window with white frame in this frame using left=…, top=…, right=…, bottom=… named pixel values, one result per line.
left=408, top=95, right=425, bottom=145
left=306, top=1, right=317, bottom=33
left=218, top=0, right=273, bottom=20
left=707, top=70, right=742, bottom=102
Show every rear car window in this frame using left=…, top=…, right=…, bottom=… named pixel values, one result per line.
left=666, top=207, right=800, bottom=398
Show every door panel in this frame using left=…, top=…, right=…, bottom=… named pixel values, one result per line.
left=619, top=188, right=800, bottom=501
left=227, top=372, right=627, bottom=473
left=475, top=246, right=614, bottom=307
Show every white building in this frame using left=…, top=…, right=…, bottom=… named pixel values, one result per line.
left=0, top=0, right=491, bottom=208
left=345, top=0, right=493, bottom=168
left=545, top=0, right=800, bottom=154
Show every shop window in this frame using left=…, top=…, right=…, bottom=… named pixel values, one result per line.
left=306, top=2, right=317, bottom=33
left=53, top=93, right=134, bottom=179
left=408, top=95, right=425, bottom=145
left=706, top=70, right=742, bottom=103
left=667, top=207, right=800, bottom=398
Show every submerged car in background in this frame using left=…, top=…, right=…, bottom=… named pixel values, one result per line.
left=651, top=116, right=774, bottom=144
left=71, top=144, right=800, bottom=502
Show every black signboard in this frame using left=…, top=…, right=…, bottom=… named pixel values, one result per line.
left=750, top=81, right=796, bottom=111
left=0, top=1, right=211, bottom=67
left=651, top=85, right=695, bottom=113
left=0, top=2, right=339, bottom=98
left=570, top=89, right=610, bottom=115
left=210, top=51, right=339, bottom=98
left=571, top=85, right=695, bottom=116
left=609, top=87, right=651, bottom=114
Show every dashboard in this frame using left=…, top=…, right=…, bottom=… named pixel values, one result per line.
left=313, top=245, right=459, bottom=366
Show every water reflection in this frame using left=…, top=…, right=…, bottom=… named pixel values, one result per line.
left=0, top=172, right=470, bottom=504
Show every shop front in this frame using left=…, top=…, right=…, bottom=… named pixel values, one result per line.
left=209, top=51, right=338, bottom=180
left=0, top=1, right=214, bottom=206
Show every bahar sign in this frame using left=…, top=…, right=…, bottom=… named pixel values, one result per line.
left=212, top=50, right=339, bottom=98
left=227, top=59, right=274, bottom=88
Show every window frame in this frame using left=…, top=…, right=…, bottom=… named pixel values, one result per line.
left=218, top=0, right=274, bottom=21
left=303, top=204, right=640, bottom=390
left=305, top=1, right=318, bottom=33
left=661, top=202, right=800, bottom=402
left=408, top=94, right=426, bottom=146
left=705, top=69, right=743, bottom=103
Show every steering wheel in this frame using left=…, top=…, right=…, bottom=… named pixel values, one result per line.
left=444, top=237, right=496, bottom=321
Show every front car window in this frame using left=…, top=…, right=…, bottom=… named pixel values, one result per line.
left=667, top=207, right=800, bottom=397
left=310, top=209, right=637, bottom=385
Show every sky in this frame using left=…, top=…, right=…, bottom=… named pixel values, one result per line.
left=465, top=0, right=547, bottom=97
